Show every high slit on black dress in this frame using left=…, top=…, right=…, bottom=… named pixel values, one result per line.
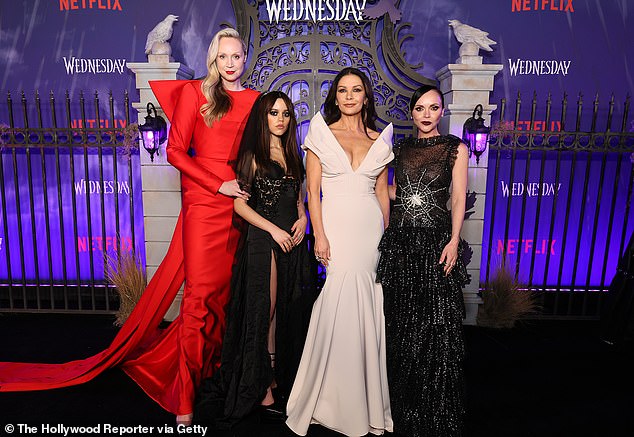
left=195, top=161, right=316, bottom=428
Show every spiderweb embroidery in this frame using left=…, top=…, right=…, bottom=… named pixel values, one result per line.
left=394, top=169, right=445, bottom=227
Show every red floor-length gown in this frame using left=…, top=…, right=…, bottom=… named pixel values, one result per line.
left=0, top=80, right=260, bottom=416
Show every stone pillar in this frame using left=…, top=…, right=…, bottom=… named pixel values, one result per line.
left=127, top=57, right=194, bottom=321
left=436, top=62, right=503, bottom=325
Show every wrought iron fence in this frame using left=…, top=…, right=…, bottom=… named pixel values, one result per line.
left=0, top=90, right=142, bottom=313
left=483, top=92, right=634, bottom=319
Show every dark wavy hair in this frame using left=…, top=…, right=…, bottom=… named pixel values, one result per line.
left=236, top=91, right=303, bottom=187
left=323, top=67, right=378, bottom=137
left=409, top=84, right=444, bottom=112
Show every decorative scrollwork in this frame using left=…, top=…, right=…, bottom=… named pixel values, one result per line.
left=489, top=130, right=634, bottom=152
left=232, top=0, right=435, bottom=137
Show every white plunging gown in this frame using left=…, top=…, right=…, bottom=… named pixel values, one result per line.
left=286, top=112, right=394, bottom=436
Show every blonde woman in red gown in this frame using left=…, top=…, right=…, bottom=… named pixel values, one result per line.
left=0, top=28, right=259, bottom=425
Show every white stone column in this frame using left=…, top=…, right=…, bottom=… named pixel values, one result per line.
left=436, top=62, right=503, bottom=325
left=127, top=57, right=194, bottom=321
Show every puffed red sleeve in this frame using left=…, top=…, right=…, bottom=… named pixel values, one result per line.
left=164, top=82, right=224, bottom=194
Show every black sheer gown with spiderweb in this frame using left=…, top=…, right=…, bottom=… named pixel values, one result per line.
left=377, top=135, right=469, bottom=437
left=195, top=160, right=316, bottom=429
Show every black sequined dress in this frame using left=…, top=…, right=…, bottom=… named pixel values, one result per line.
left=195, top=161, right=316, bottom=428
left=377, top=135, right=469, bottom=437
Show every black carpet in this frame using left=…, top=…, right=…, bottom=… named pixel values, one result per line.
left=1, top=313, right=633, bottom=437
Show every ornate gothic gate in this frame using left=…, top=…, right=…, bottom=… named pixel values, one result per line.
left=232, top=0, right=434, bottom=136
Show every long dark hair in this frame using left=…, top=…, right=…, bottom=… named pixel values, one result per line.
left=236, top=91, right=303, bottom=187
left=409, top=84, right=444, bottom=111
left=323, top=67, right=378, bottom=137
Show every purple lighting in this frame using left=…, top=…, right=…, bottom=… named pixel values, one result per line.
left=0, top=149, right=145, bottom=284
left=139, top=102, right=167, bottom=162
left=462, top=104, right=491, bottom=165
left=474, top=133, right=487, bottom=153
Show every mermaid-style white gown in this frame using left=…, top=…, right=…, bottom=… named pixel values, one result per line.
left=286, top=112, right=394, bottom=436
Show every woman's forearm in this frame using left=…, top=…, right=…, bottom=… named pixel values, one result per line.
left=307, top=189, right=326, bottom=239
left=450, top=195, right=465, bottom=243
left=449, top=143, right=469, bottom=243
left=234, top=198, right=279, bottom=235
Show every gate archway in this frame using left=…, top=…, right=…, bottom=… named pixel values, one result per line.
left=232, top=0, right=435, bottom=136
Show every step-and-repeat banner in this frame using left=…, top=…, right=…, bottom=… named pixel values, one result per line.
left=0, top=0, right=632, bottom=287
left=0, top=149, right=141, bottom=283
left=484, top=149, right=633, bottom=289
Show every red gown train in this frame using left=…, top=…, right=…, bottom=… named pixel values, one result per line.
left=0, top=80, right=260, bottom=416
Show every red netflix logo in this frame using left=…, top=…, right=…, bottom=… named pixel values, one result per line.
left=497, top=239, right=556, bottom=255
left=77, top=236, right=132, bottom=252
left=514, top=120, right=562, bottom=131
left=512, top=0, right=574, bottom=12
left=70, top=119, right=128, bottom=129
left=59, top=0, right=123, bottom=11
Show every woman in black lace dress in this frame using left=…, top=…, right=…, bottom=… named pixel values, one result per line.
left=377, top=85, right=469, bottom=437
left=195, top=91, right=315, bottom=428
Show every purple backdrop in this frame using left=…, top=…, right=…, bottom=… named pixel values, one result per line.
left=1, top=0, right=633, bottom=287
left=1, top=1, right=632, bottom=102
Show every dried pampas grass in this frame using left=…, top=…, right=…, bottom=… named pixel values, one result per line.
left=477, top=265, right=539, bottom=329
left=105, top=251, right=146, bottom=327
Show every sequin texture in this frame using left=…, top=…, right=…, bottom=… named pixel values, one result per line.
left=377, top=135, right=468, bottom=437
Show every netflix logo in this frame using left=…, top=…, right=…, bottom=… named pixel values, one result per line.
left=497, top=239, right=557, bottom=256
left=514, top=120, right=562, bottom=131
left=493, top=120, right=562, bottom=133
left=512, top=0, right=574, bottom=12
left=59, top=0, right=123, bottom=11
left=69, top=119, right=128, bottom=128
left=77, top=236, right=132, bottom=252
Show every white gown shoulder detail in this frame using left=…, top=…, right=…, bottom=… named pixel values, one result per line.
left=302, top=112, right=394, bottom=174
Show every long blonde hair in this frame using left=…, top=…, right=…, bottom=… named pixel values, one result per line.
left=200, top=28, right=247, bottom=127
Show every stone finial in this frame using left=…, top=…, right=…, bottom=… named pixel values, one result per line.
left=448, top=19, right=497, bottom=65
left=145, top=14, right=179, bottom=63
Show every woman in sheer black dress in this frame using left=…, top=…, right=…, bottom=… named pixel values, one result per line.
left=377, top=85, right=469, bottom=437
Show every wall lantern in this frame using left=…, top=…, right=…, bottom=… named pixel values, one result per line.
left=138, top=102, right=167, bottom=162
left=462, top=104, right=490, bottom=165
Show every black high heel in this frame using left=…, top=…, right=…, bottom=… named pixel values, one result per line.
left=259, top=404, right=286, bottom=422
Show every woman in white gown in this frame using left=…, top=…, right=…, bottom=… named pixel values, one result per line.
left=286, top=67, right=394, bottom=436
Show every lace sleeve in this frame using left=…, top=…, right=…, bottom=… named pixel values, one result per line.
left=235, top=148, right=256, bottom=194
left=234, top=95, right=263, bottom=194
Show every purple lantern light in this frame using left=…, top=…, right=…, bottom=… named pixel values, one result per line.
left=462, top=104, right=490, bottom=165
left=139, top=102, right=167, bottom=162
